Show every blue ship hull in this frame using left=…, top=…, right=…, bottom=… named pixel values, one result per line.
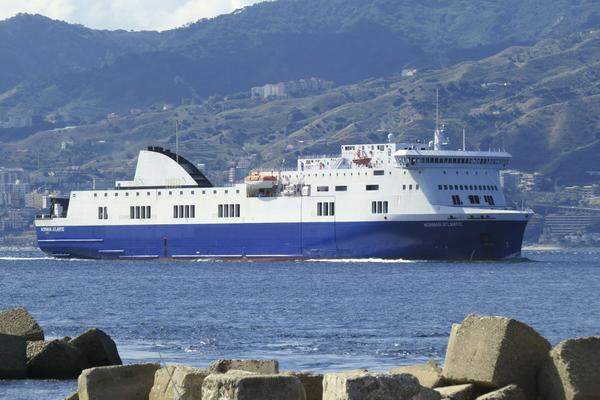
left=36, top=220, right=527, bottom=260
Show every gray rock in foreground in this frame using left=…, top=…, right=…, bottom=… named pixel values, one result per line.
left=0, top=307, right=44, bottom=341
left=390, top=360, right=445, bottom=388
left=69, top=328, right=122, bottom=368
left=149, top=364, right=208, bottom=400
left=78, top=363, right=160, bottom=400
left=442, top=314, right=550, bottom=398
left=476, top=385, right=526, bottom=400
left=209, top=359, right=279, bottom=374
left=537, top=336, right=600, bottom=400
left=412, top=387, right=443, bottom=400
left=435, top=384, right=480, bottom=400
left=323, top=371, right=422, bottom=400
left=0, top=333, right=27, bottom=378
left=283, top=371, right=324, bottom=400
left=202, top=371, right=306, bottom=400
left=26, top=339, right=87, bottom=379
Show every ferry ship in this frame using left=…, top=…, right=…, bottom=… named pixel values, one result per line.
left=35, top=128, right=532, bottom=260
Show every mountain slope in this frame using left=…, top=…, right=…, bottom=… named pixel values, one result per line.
left=2, top=31, right=598, bottom=186
left=0, top=0, right=599, bottom=122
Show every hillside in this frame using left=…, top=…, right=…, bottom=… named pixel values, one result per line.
left=0, top=0, right=599, bottom=122
left=2, top=30, right=598, bottom=187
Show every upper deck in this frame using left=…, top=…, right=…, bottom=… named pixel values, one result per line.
left=297, top=142, right=511, bottom=172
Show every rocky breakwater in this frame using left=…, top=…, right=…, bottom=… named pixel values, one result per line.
left=0, top=307, right=122, bottom=380
left=3, top=310, right=600, bottom=400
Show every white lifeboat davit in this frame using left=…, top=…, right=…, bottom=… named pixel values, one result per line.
left=244, top=171, right=278, bottom=189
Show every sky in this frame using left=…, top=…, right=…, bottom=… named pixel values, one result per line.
left=0, top=0, right=266, bottom=31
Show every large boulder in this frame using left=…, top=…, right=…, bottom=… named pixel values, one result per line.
left=202, top=371, right=305, bottom=400
left=390, top=360, right=445, bottom=388
left=78, top=363, right=160, bottom=400
left=65, top=392, right=79, bottom=400
left=537, top=336, right=600, bottom=400
left=283, top=371, right=324, bottom=400
left=435, top=384, right=480, bottom=400
left=0, top=333, right=27, bottom=378
left=209, top=359, right=279, bottom=374
left=412, top=387, right=443, bottom=400
left=442, top=314, right=550, bottom=398
left=476, top=385, right=526, bottom=400
left=69, top=328, right=122, bottom=368
left=0, top=307, right=44, bottom=341
left=149, top=364, right=209, bottom=400
left=323, top=370, right=422, bottom=400
left=26, top=339, right=87, bottom=379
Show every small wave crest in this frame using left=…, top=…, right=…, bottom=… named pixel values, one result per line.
left=306, top=258, right=417, bottom=263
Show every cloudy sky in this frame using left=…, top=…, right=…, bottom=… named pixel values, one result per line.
left=0, top=0, right=266, bottom=31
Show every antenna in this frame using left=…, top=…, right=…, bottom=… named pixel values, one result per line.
left=462, top=127, right=466, bottom=151
left=435, top=88, right=439, bottom=132
left=175, top=120, right=179, bottom=163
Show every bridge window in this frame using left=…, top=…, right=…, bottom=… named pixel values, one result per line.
left=468, top=195, right=481, bottom=205
left=371, top=201, right=389, bottom=214
left=317, top=186, right=329, bottom=192
left=451, top=195, right=463, bottom=205
left=98, top=206, right=108, bottom=220
left=218, top=204, right=240, bottom=218
left=335, top=185, right=347, bottom=192
left=317, top=202, right=335, bottom=216
left=366, top=184, right=379, bottom=191
left=374, top=170, right=385, bottom=176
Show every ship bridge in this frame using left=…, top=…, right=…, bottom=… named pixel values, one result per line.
left=394, top=149, right=511, bottom=169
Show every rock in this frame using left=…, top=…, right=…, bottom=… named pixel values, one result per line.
left=202, top=371, right=306, bottom=400
left=442, top=314, right=550, bottom=398
left=78, top=363, right=160, bottom=400
left=412, top=387, right=443, bottom=400
left=65, top=392, right=79, bottom=400
left=322, top=370, right=422, bottom=400
left=537, top=336, right=600, bottom=400
left=0, top=333, right=27, bottom=378
left=476, top=385, right=526, bottom=400
left=283, top=371, right=324, bottom=400
left=435, top=384, right=479, bottom=400
left=26, top=339, right=87, bottom=379
left=69, top=328, right=122, bottom=368
left=209, top=358, right=279, bottom=374
left=149, top=364, right=209, bottom=400
left=390, top=360, right=445, bottom=388
left=0, top=307, right=44, bottom=341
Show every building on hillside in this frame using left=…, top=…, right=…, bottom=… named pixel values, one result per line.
left=0, top=168, right=28, bottom=207
left=251, top=78, right=334, bottom=99
left=500, top=170, right=521, bottom=191
left=499, top=170, right=542, bottom=192
left=25, top=191, right=48, bottom=209
left=541, top=213, right=600, bottom=242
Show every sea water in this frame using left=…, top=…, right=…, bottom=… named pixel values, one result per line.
left=0, top=247, right=599, bottom=399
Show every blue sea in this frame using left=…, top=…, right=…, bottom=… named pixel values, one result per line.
left=0, top=247, right=599, bottom=399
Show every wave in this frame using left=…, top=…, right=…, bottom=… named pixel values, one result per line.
left=0, top=256, right=55, bottom=261
left=306, top=258, right=418, bottom=263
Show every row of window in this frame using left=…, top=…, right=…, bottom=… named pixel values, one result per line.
left=173, top=205, right=195, bottom=219
left=97, top=206, right=108, bottom=220
left=401, top=184, right=419, bottom=190
left=95, top=189, right=241, bottom=198
left=218, top=204, right=241, bottom=218
left=439, top=184, right=498, bottom=191
left=452, top=195, right=496, bottom=206
left=130, top=206, right=151, bottom=219
left=400, top=156, right=507, bottom=165
left=371, top=201, right=389, bottom=214
left=316, top=202, right=335, bottom=216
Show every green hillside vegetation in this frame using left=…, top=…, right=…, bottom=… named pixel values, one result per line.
left=2, top=31, right=598, bottom=186
left=0, top=0, right=599, bottom=122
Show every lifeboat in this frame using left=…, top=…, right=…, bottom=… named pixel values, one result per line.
left=352, top=150, right=372, bottom=166
left=244, top=171, right=278, bottom=189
